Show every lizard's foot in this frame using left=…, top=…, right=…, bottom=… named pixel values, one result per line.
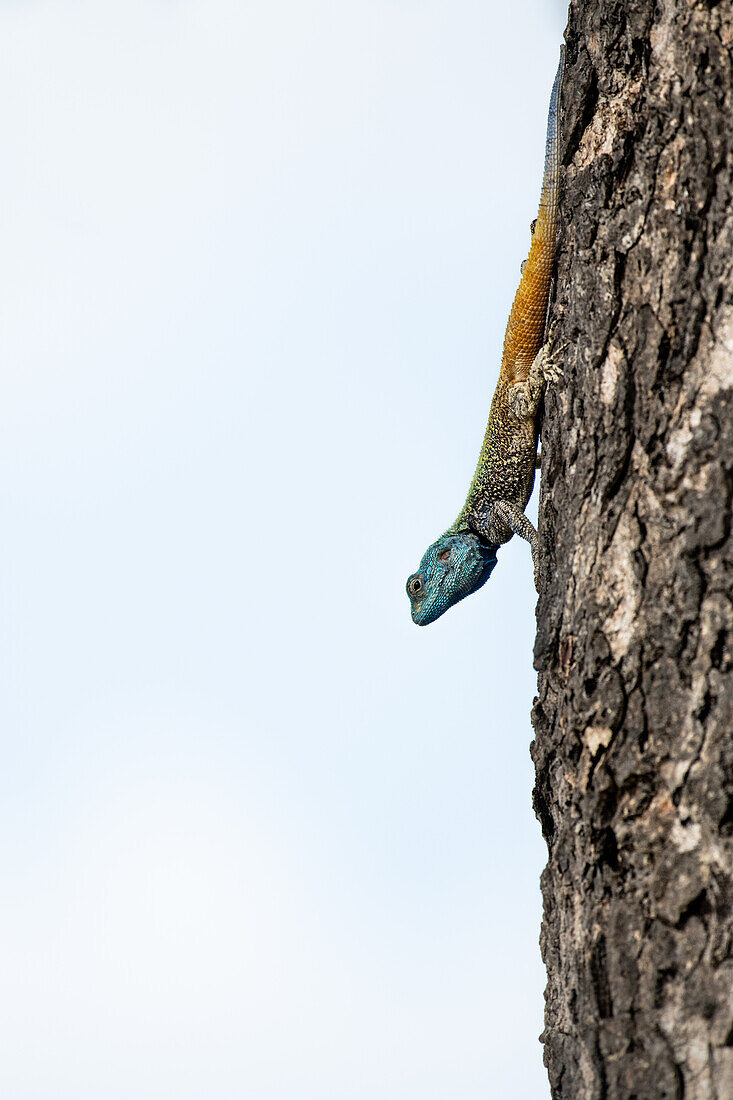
left=508, top=342, right=556, bottom=421
left=488, top=499, right=540, bottom=589
left=535, top=341, right=566, bottom=386
left=538, top=320, right=567, bottom=386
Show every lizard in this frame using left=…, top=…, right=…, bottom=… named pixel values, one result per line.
left=406, top=46, right=565, bottom=627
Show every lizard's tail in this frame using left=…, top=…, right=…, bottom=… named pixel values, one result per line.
left=500, top=45, right=565, bottom=385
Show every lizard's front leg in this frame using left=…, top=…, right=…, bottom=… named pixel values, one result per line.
left=473, top=501, right=540, bottom=591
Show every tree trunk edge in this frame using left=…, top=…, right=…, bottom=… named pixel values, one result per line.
left=532, top=2, right=733, bottom=1098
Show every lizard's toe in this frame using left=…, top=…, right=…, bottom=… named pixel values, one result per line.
left=542, top=361, right=564, bottom=385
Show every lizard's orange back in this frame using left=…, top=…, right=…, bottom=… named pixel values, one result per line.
left=501, top=49, right=563, bottom=385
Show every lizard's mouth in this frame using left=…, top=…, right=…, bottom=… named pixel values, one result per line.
left=411, top=595, right=441, bottom=627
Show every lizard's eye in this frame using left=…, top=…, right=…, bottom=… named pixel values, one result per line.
left=408, top=577, right=423, bottom=597
left=437, top=548, right=451, bottom=563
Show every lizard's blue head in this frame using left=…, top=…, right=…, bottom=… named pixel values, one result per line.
left=406, top=532, right=498, bottom=626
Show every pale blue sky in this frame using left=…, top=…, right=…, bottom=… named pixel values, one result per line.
left=1, top=2, right=566, bottom=1097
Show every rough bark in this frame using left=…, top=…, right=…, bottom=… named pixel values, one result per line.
left=532, top=2, right=733, bottom=1097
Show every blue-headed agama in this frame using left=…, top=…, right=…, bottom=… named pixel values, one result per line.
left=406, top=48, right=565, bottom=626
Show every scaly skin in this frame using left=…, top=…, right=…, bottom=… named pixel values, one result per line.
left=407, top=48, right=564, bottom=626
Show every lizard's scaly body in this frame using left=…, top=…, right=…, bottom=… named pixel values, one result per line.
left=406, top=49, right=564, bottom=625
left=451, top=47, right=563, bottom=542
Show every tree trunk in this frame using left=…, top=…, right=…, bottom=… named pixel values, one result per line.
left=532, top=2, right=733, bottom=1097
